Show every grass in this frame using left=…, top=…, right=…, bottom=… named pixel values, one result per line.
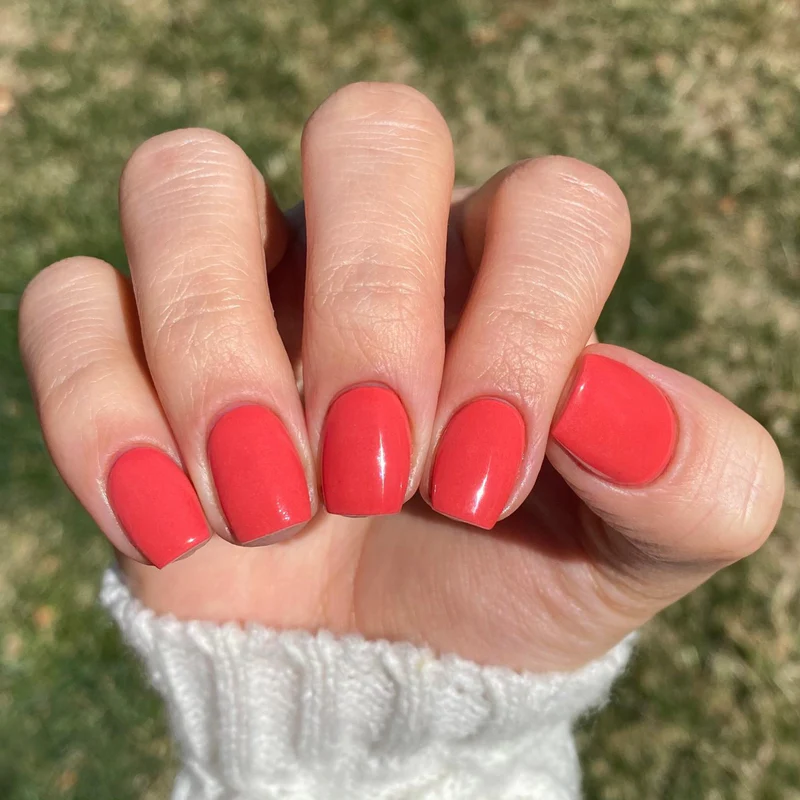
left=1, top=0, right=799, bottom=797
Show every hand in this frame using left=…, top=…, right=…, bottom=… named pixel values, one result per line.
left=19, top=83, right=784, bottom=672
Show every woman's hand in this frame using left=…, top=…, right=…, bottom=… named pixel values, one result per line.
left=19, top=83, right=784, bottom=672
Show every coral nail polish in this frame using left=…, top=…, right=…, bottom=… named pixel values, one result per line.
left=430, top=398, right=526, bottom=530
left=322, top=385, right=411, bottom=516
left=208, top=405, right=311, bottom=543
left=108, top=447, right=210, bottom=568
left=551, top=354, right=677, bottom=486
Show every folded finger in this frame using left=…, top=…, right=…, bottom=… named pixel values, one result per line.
left=120, top=129, right=312, bottom=544
left=426, top=157, right=630, bottom=528
left=301, top=83, right=454, bottom=516
left=19, top=258, right=211, bottom=567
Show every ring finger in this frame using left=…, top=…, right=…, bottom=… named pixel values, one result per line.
left=425, top=156, right=631, bottom=527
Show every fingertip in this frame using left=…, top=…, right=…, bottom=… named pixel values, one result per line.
left=710, top=414, right=785, bottom=561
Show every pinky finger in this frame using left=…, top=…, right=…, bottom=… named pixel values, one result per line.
left=19, top=257, right=211, bottom=568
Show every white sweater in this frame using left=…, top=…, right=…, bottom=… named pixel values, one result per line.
left=101, top=569, right=635, bottom=799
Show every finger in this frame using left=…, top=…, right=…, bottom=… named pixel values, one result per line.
left=449, top=187, right=599, bottom=344
left=251, top=161, right=291, bottom=272
left=547, top=344, right=784, bottom=603
left=353, top=344, right=783, bottom=671
left=301, top=83, right=454, bottom=516
left=120, top=129, right=312, bottom=544
left=426, top=156, right=631, bottom=528
left=19, top=258, right=210, bottom=567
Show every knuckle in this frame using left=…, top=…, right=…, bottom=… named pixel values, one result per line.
left=21, top=257, right=111, bottom=314
left=142, top=278, right=266, bottom=398
left=39, top=355, right=119, bottom=421
left=121, top=127, right=249, bottom=199
left=480, top=316, right=561, bottom=401
left=314, top=238, right=433, bottom=311
left=499, top=156, right=631, bottom=246
left=311, top=264, right=427, bottom=361
left=304, top=82, right=450, bottom=152
left=722, top=422, right=785, bottom=558
left=19, top=257, right=116, bottom=358
left=506, top=156, right=629, bottom=214
left=473, top=292, right=572, bottom=401
left=497, top=260, right=593, bottom=331
left=686, top=415, right=785, bottom=562
left=150, top=278, right=256, bottom=361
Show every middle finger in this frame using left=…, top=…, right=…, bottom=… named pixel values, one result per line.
left=302, top=83, right=454, bottom=517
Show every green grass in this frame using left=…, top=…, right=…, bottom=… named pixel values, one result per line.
left=1, top=1, right=799, bottom=797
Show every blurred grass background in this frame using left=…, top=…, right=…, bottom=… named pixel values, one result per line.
left=1, top=1, right=799, bottom=797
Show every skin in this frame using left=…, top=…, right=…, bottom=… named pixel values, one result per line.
left=18, top=83, right=784, bottom=672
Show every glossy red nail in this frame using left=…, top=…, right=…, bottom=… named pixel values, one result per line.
left=208, top=405, right=311, bottom=543
left=108, top=447, right=210, bottom=568
left=430, top=398, right=525, bottom=530
left=322, top=386, right=411, bottom=516
left=551, top=354, right=677, bottom=485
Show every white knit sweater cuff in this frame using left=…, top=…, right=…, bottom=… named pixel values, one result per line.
left=101, top=568, right=635, bottom=800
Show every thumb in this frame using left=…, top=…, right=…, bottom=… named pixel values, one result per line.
left=547, top=344, right=784, bottom=613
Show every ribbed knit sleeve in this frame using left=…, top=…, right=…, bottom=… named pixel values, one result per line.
left=101, top=568, right=634, bottom=800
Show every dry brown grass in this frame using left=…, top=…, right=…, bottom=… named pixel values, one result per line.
left=1, top=0, right=798, bottom=797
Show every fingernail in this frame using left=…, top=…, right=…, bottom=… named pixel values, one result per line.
left=322, top=385, right=411, bottom=516
left=108, top=447, right=210, bottom=568
left=551, top=354, right=677, bottom=486
left=208, top=405, right=311, bottom=543
left=430, top=398, right=525, bottom=530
